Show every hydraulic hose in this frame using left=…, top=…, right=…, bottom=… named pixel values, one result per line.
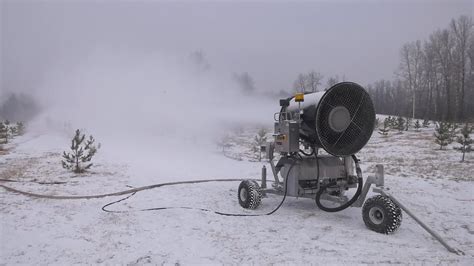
left=315, top=154, right=363, bottom=212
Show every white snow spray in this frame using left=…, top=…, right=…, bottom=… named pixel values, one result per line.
left=29, top=48, right=276, bottom=181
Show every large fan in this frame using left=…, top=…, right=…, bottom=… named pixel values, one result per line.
left=315, top=82, right=375, bottom=156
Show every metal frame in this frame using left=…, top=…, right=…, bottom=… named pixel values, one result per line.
left=263, top=159, right=373, bottom=203
left=260, top=161, right=462, bottom=255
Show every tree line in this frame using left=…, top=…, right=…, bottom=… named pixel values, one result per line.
left=286, top=15, right=473, bottom=123
left=368, top=15, right=474, bottom=122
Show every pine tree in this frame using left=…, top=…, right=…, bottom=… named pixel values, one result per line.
left=10, top=125, right=18, bottom=136
left=0, top=122, right=8, bottom=144
left=388, top=116, right=397, bottom=128
left=5, top=121, right=11, bottom=137
left=216, top=135, right=232, bottom=154
left=254, top=128, right=268, bottom=161
left=405, top=117, right=412, bottom=131
left=386, top=116, right=394, bottom=128
left=414, top=120, right=421, bottom=131
left=62, top=129, right=100, bottom=173
left=378, top=117, right=391, bottom=137
left=451, top=123, right=459, bottom=132
left=16, top=122, right=25, bottom=135
left=422, top=119, right=431, bottom=128
left=454, top=123, right=472, bottom=162
left=374, top=118, right=380, bottom=130
left=396, top=116, right=405, bottom=132
left=434, top=122, right=455, bottom=150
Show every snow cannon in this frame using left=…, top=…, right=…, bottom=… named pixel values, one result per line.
left=237, top=82, right=403, bottom=235
left=281, top=82, right=375, bottom=157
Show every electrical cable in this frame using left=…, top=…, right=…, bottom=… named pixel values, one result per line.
left=102, top=163, right=296, bottom=217
left=314, top=154, right=363, bottom=212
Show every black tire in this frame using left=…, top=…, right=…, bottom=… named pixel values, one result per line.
left=238, top=180, right=262, bottom=209
left=362, top=195, right=402, bottom=234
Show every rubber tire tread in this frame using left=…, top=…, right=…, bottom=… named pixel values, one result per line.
left=238, top=180, right=262, bottom=209
left=362, top=195, right=402, bottom=234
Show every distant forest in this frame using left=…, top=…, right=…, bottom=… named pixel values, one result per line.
left=289, top=15, right=474, bottom=123
left=367, top=15, right=474, bottom=122
left=0, top=93, right=40, bottom=122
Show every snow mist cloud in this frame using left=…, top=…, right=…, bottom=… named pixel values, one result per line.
left=33, top=48, right=275, bottom=154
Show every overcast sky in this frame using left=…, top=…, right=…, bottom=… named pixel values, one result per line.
left=1, top=0, right=473, bottom=96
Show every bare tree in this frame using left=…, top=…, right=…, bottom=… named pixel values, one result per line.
left=189, top=50, right=211, bottom=72
left=468, top=32, right=474, bottom=119
left=326, top=75, right=340, bottom=88
left=293, top=73, right=307, bottom=93
left=306, top=71, right=324, bottom=92
left=432, top=29, right=455, bottom=121
left=399, top=40, right=423, bottom=119
left=233, top=72, right=256, bottom=94
left=450, top=16, right=473, bottom=120
left=421, top=40, right=442, bottom=120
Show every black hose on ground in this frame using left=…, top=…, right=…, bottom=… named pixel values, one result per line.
left=102, top=163, right=296, bottom=217
left=315, top=154, right=363, bottom=212
left=0, top=179, right=249, bottom=200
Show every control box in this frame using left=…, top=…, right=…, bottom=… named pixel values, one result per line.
left=274, top=121, right=299, bottom=154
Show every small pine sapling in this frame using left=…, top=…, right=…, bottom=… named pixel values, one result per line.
left=0, top=122, right=8, bottom=144
left=414, top=120, right=421, bottom=131
left=216, top=135, right=233, bottom=154
left=374, top=118, right=380, bottom=130
left=16, top=122, right=25, bottom=135
left=62, top=129, right=100, bottom=173
left=450, top=123, right=459, bottom=132
left=434, top=122, right=455, bottom=150
left=378, top=118, right=390, bottom=137
left=388, top=116, right=397, bottom=129
left=386, top=116, right=393, bottom=128
left=423, top=119, right=431, bottom=128
left=254, top=128, right=268, bottom=161
left=396, top=116, right=405, bottom=132
left=10, top=125, right=18, bottom=136
left=405, top=117, right=412, bottom=131
left=454, top=123, right=472, bottom=162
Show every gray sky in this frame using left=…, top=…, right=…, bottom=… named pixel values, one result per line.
left=1, top=0, right=473, bottom=95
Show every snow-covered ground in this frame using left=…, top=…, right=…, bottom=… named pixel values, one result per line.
left=1, top=121, right=473, bottom=265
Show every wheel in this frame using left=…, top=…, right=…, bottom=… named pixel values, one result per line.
left=362, top=195, right=402, bottom=234
left=238, top=180, right=262, bottom=209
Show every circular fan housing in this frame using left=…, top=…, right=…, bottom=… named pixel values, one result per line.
left=315, top=82, right=375, bottom=156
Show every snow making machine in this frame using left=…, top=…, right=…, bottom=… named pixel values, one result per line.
left=237, top=82, right=403, bottom=234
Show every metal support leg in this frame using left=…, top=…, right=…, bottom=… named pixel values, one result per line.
left=266, top=142, right=280, bottom=186
left=269, top=159, right=280, bottom=186
left=352, top=177, right=374, bottom=207
left=353, top=165, right=385, bottom=207
left=374, top=188, right=463, bottom=255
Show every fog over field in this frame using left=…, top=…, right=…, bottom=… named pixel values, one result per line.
left=1, top=0, right=472, bottom=147
left=2, top=0, right=472, bottom=94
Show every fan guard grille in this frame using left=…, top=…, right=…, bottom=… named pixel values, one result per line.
left=315, top=82, right=375, bottom=156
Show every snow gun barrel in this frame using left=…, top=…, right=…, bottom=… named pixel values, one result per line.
left=283, top=82, right=375, bottom=156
